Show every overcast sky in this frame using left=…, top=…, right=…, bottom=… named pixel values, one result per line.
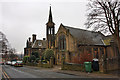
left=0, top=0, right=88, bottom=54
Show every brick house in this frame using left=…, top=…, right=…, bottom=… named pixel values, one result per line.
left=24, top=34, right=47, bottom=58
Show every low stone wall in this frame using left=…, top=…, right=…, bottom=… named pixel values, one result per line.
left=99, top=57, right=119, bottom=73
left=62, top=62, right=85, bottom=71
left=38, top=62, right=53, bottom=68
left=106, top=58, right=119, bottom=71
left=25, top=62, right=53, bottom=68
left=25, top=57, right=54, bottom=68
left=38, top=57, right=54, bottom=68
left=26, top=62, right=38, bottom=66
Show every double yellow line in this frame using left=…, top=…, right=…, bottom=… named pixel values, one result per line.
left=2, top=69, right=11, bottom=80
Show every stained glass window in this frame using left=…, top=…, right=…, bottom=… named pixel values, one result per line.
left=58, top=35, right=66, bottom=50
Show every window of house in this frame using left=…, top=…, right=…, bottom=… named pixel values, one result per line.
left=86, top=47, right=91, bottom=54
left=62, top=54, right=65, bottom=59
left=100, top=47, right=104, bottom=58
left=69, top=52, right=71, bottom=62
left=100, top=48, right=104, bottom=54
left=93, top=48, right=98, bottom=59
left=58, top=54, right=60, bottom=62
left=58, top=54, right=59, bottom=59
left=26, top=50, right=28, bottom=55
left=38, top=41, right=42, bottom=46
left=79, top=47, right=84, bottom=53
left=58, top=35, right=66, bottom=50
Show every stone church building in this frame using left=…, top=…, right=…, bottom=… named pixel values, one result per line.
left=24, top=6, right=119, bottom=72
left=45, top=6, right=119, bottom=72
left=45, top=6, right=107, bottom=63
left=54, top=23, right=106, bottom=64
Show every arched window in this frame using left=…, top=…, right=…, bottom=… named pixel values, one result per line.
left=93, top=48, right=98, bottom=59
left=58, top=35, right=66, bottom=50
left=26, top=50, right=28, bottom=55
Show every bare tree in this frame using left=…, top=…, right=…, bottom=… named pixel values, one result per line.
left=85, top=0, right=120, bottom=52
left=9, top=48, right=17, bottom=60
left=0, top=31, right=9, bottom=53
left=0, top=31, right=18, bottom=61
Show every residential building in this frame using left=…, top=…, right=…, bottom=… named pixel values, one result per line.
left=24, top=34, right=47, bottom=58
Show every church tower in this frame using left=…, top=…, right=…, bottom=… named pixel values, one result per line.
left=46, top=6, right=55, bottom=49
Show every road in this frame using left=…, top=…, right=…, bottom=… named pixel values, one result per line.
left=2, top=65, right=119, bottom=80
left=2, top=65, right=81, bottom=78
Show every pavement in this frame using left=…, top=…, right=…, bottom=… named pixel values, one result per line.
left=25, top=65, right=120, bottom=78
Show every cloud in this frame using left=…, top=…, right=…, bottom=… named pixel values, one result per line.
left=0, top=1, right=88, bottom=53
left=0, top=0, right=88, bottom=3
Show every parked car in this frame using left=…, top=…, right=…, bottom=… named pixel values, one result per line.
left=14, top=61, right=23, bottom=67
left=0, top=62, right=4, bottom=65
left=6, top=61, right=11, bottom=65
left=11, top=61, right=17, bottom=66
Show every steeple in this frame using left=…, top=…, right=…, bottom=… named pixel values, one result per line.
left=46, top=6, right=55, bottom=49
left=48, top=6, right=53, bottom=22
left=46, top=6, right=55, bottom=26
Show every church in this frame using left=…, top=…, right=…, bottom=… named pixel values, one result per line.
left=45, top=6, right=119, bottom=71
left=46, top=6, right=110, bottom=63
left=24, top=6, right=119, bottom=72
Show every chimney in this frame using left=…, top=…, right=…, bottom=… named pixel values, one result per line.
left=43, top=38, right=45, bottom=40
left=28, top=37, right=31, bottom=42
left=32, top=34, right=36, bottom=43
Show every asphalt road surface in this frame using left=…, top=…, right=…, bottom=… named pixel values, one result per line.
left=2, top=65, right=81, bottom=78
left=2, top=65, right=119, bottom=80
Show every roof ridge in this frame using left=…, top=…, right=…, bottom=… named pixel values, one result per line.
left=64, top=25, right=97, bottom=33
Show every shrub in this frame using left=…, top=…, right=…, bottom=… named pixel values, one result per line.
left=73, top=51, right=92, bottom=64
left=32, top=52, right=39, bottom=58
left=41, top=49, right=54, bottom=62
left=80, top=51, right=93, bottom=64
left=44, top=49, right=54, bottom=61
left=35, top=58, right=40, bottom=63
left=23, top=56, right=29, bottom=63
left=29, top=55, right=36, bottom=63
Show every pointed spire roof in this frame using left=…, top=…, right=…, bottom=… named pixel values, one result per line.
left=46, top=6, right=55, bottom=26
left=48, top=6, right=53, bottom=22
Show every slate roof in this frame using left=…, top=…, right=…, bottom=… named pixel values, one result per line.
left=62, top=24, right=105, bottom=45
left=32, top=40, right=47, bottom=48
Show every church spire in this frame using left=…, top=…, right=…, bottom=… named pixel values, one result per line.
left=46, top=5, right=55, bottom=26
left=46, top=5, right=55, bottom=49
left=48, top=6, right=53, bottom=22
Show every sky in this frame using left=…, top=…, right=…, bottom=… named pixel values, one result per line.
left=0, top=0, right=88, bottom=54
